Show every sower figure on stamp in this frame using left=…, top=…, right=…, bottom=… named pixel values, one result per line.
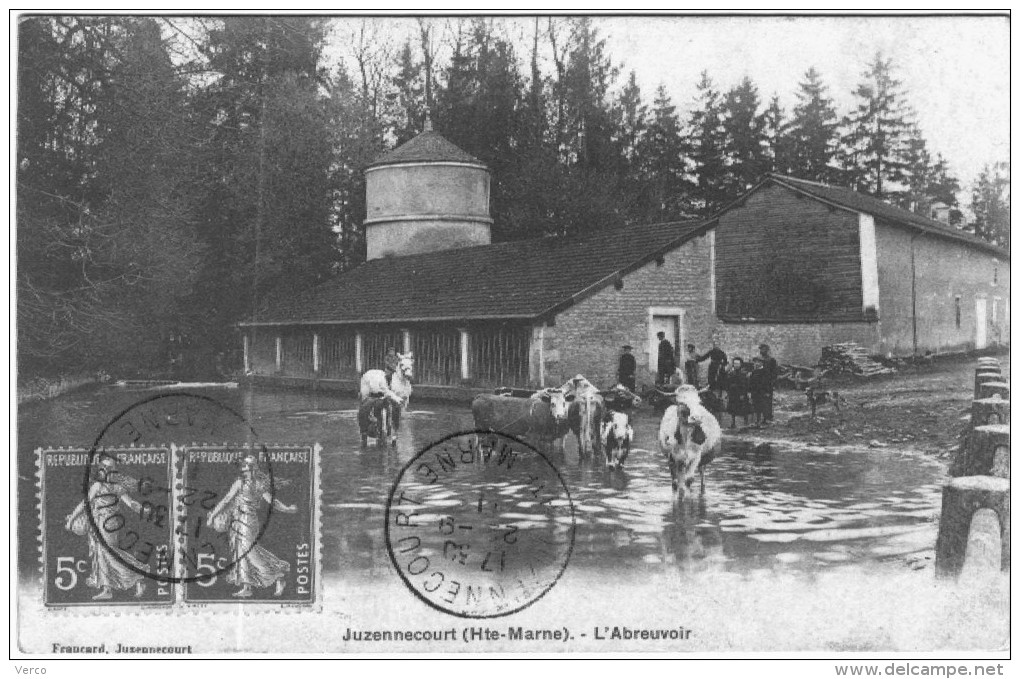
left=65, top=457, right=148, bottom=600
left=617, top=344, right=636, bottom=391
left=207, top=454, right=297, bottom=598
left=656, top=332, right=676, bottom=385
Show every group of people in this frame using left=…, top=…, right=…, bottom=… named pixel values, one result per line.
left=617, top=335, right=780, bottom=428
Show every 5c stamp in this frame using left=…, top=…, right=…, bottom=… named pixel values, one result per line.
left=179, top=444, right=321, bottom=606
left=40, top=446, right=175, bottom=607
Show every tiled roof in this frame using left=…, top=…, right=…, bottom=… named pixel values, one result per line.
left=767, top=174, right=1009, bottom=257
left=368, top=129, right=485, bottom=168
left=245, top=221, right=706, bottom=326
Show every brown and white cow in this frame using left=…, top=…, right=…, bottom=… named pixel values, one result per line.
left=562, top=375, right=605, bottom=459
left=601, top=384, right=641, bottom=469
left=658, top=386, right=722, bottom=502
left=471, top=388, right=573, bottom=451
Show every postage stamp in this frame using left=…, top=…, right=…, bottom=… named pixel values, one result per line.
left=385, top=431, right=576, bottom=618
left=39, top=446, right=176, bottom=608
left=179, top=444, right=321, bottom=607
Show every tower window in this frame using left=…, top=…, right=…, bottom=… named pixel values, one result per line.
left=954, top=296, right=962, bottom=329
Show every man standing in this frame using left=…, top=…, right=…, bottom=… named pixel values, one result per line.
left=758, top=343, right=780, bottom=424
left=656, top=331, right=675, bottom=385
left=617, top=345, right=637, bottom=391
left=684, top=343, right=700, bottom=388
left=383, top=346, right=399, bottom=387
left=698, top=341, right=729, bottom=395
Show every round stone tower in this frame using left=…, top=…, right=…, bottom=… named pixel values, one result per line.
left=364, top=120, right=492, bottom=260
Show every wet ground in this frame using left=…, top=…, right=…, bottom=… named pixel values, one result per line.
left=18, top=384, right=946, bottom=581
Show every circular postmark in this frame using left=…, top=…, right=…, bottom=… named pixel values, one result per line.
left=82, top=392, right=275, bottom=586
left=385, top=430, right=576, bottom=618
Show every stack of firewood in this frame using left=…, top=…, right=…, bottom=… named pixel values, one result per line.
left=819, top=342, right=897, bottom=377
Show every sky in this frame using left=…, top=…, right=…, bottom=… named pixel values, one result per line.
left=324, top=14, right=1010, bottom=191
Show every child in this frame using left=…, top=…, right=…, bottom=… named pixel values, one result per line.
left=725, top=357, right=751, bottom=428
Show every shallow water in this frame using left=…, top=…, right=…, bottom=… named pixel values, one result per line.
left=17, top=385, right=945, bottom=580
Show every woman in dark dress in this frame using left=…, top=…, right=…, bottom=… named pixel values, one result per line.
left=725, top=357, right=751, bottom=428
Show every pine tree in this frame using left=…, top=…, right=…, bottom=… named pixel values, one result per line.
left=614, top=71, right=647, bottom=173
left=787, top=67, right=839, bottom=182
left=17, top=17, right=204, bottom=374
left=840, top=53, right=915, bottom=198
left=898, top=126, right=961, bottom=218
left=188, top=17, right=338, bottom=366
left=971, top=163, right=1010, bottom=249
left=686, top=71, right=728, bottom=214
left=560, top=17, right=619, bottom=173
left=390, top=40, right=426, bottom=144
left=636, top=85, right=693, bottom=222
left=721, top=77, right=769, bottom=196
left=763, top=95, right=792, bottom=176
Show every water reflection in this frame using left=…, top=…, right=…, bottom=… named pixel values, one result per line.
left=18, top=385, right=945, bottom=581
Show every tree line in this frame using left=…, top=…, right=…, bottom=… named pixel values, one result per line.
left=16, top=16, right=1010, bottom=379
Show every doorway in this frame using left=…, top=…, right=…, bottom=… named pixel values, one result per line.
left=975, top=297, right=988, bottom=350
left=648, top=308, right=684, bottom=376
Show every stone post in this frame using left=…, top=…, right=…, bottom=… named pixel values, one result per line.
left=977, top=381, right=1010, bottom=401
left=975, top=370, right=1002, bottom=397
left=934, top=475, right=1010, bottom=576
left=971, top=396, right=1010, bottom=428
left=275, top=336, right=282, bottom=372
left=243, top=334, right=250, bottom=374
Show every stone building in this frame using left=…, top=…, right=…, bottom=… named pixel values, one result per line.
left=240, top=127, right=1010, bottom=394
left=712, top=175, right=1010, bottom=363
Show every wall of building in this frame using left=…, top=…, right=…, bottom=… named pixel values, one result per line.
left=713, top=321, right=880, bottom=366
left=365, top=220, right=492, bottom=259
left=548, top=232, right=716, bottom=389
left=715, top=184, right=866, bottom=321
left=365, top=162, right=492, bottom=259
left=874, top=222, right=1010, bottom=355
left=365, top=163, right=490, bottom=221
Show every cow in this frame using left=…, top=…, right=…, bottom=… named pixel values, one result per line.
left=471, top=388, right=573, bottom=452
left=561, top=375, right=605, bottom=459
left=658, top=385, right=722, bottom=502
left=601, top=384, right=641, bottom=469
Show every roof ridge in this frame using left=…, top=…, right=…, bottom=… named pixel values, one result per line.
left=766, top=174, right=1009, bottom=257
left=768, top=173, right=833, bottom=189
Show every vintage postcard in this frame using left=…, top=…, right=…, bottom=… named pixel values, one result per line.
left=13, top=11, right=1010, bottom=664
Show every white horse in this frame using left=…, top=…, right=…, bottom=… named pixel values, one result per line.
left=359, top=353, right=414, bottom=445
left=658, top=385, right=722, bottom=502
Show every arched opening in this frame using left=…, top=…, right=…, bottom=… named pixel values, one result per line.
left=959, top=508, right=1003, bottom=582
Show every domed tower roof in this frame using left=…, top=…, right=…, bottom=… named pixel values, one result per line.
left=368, top=120, right=486, bottom=169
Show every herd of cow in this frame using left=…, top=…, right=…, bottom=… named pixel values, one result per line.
left=357, top=356, right=722, bottom=502
left=471, top=376, right=721, bottom=502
